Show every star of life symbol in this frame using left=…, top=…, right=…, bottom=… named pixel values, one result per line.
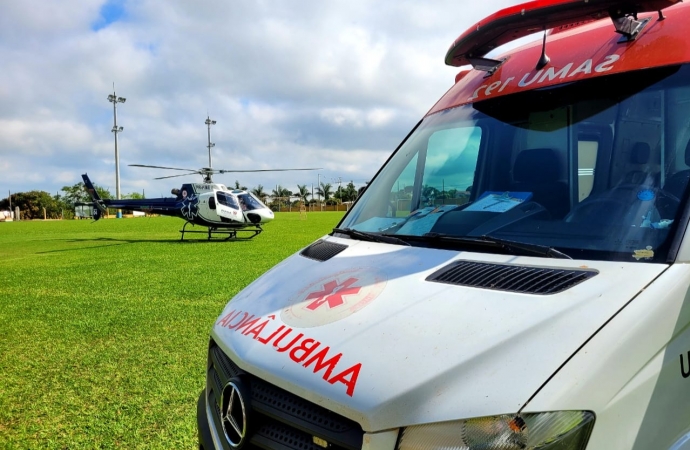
left=282, top=268, right=386, bottom=328
left=220, top=380, right=248, bottom=448
left=180, top=195, right=199, bottom=220
left=305, top=277, right=361, bottom=311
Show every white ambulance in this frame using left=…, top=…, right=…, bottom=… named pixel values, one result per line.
left=197, top=0, right=690, bottom=448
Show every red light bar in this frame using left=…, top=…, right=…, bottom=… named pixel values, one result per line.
left=445, top=0, right=681, bottom=67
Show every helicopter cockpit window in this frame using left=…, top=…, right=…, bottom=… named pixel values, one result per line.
left=216, top=192, right=240, bottom=209
left=238, top=193, right=264, bottom=211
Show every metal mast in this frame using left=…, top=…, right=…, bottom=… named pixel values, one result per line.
left=107, top=85, right=126, bottom=203
left=205, top=116, right=216, bottom=168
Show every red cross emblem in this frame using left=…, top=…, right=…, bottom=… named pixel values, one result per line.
left=305, top=277, right=361, bottom=311
left=282, top=268, right=387, bottom=327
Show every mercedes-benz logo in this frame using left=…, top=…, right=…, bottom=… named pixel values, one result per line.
left=220, top=379, right=248, bottom=448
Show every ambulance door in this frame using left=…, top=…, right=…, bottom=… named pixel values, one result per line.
left=215, top=191, right=244, bottom=223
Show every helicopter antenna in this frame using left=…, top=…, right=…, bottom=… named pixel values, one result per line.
left=205, top=116, right=216, bottom=170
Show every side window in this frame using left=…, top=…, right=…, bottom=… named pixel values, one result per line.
left=217, top=192, right=239, bottom=209
left=391, top=154, right=418, bottom=217
left=389, top=127, right=481, bottom=217
left=421, top=127, right=481, bottom=207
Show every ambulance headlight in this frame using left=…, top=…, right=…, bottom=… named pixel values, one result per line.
left=397, top=411, right=594, bottom=450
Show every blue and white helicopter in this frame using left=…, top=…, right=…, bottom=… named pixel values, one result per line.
left=81, top=163, right=317, bottom=241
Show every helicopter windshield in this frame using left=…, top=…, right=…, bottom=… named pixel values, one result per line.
left=238, top=193, right=266, bottom=211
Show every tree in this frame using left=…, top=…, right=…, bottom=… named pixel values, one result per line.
left=59, top=182, right=112, bottom=217
left=333, top=186, right=344, bottom=203
left=296, top=184, right=310, bottom=204
left=60, top=182, right=112, bottom=209
left=271, top=185, right=292, bottom=208
left=234, top=180, right=248, bottom=191
left=343, top=181, right=357, bottom=202
left=269, top=185, right=291, bottom=210
left=316, top=182, right=333, bottom=202
left=123, top=192, right=144, bottom=199
left=422, top=185, right=440, bottom=205
left=0, top=191, right=62, bottom=219
left=334, top=182, right=357, bottom=203
left=60, top=182, right=91, bottom=208
left=251, top=185, right=267, bottom=203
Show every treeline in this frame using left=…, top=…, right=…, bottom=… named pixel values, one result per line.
left=1, top=179, right=361, bottom=220
left=256, top=180, right=360, bottom=209
left=0, top=182, right=142, bottom=220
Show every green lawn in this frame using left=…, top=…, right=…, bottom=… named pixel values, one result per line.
left=0, top=213, right=343, bottom=449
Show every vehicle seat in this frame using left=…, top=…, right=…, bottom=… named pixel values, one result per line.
left=623, top=142, right=657, bottom=186
left=664, top=139, right=690, bottom=200
left=510, top=148, right=569, bottom=218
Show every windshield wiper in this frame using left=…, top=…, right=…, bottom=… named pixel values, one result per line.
left=332, top=228, right=410, bottom=246
left=421, top=232, right=572, bottom=259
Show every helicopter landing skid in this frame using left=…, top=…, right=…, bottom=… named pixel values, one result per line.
left=180, top=221, right=263, bottom=241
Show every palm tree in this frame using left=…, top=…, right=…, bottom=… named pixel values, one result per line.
left=271, top=185, right=292, bottom=207
left=316, top=182, right=333, bottom=202
left=296, top=185, right=310, bottom=204
left=234, top=180, right=248, bottom=190
left=251, top=185, right=267, bottom=203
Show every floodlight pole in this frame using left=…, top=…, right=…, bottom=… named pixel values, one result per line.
left=333, top=176, right=342, bottom=197
left=318, top=173, right=321, bottom=210
left=205, top=116, right=216, bottom=169
left=108, top=85, right=126, bottom=218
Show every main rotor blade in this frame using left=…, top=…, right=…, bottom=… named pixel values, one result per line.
left=129, top=164, right=198, bottom=172
left=216, top=168, right=322, bottom=173
left=153, top=173, right=202, bottom=180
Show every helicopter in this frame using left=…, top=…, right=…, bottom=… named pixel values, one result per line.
left=81, top=163, right=318, bottom=241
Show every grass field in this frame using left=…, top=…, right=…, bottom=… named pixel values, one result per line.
left=0, top=212, right=344, bottom=449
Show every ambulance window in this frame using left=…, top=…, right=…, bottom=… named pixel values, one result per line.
left=577, top=140, right=598, bottom=201
left=391, top=153, right=418, bottom=217
left=390, top=126, right=480, bottom=217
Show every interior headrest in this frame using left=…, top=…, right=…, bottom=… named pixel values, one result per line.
left=513, top=148, right=560, bottom=183
left=630, top=142, right=651, bottom=164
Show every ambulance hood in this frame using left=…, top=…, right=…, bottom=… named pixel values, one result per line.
left=211, top=236, right=667, bottom=431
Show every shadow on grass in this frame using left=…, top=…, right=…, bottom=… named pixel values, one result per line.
left=37, top=236, right=255, bottom=254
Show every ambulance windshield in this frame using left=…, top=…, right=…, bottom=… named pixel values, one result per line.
left=340, top=64, right=690, bottom=262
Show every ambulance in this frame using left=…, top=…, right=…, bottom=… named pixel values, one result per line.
left=197, top=0, right=690, bottom=448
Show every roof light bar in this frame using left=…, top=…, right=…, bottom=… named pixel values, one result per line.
left=445, top=0, right=681, bottom=67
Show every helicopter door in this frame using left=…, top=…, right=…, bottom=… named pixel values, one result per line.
left=215, top=191, right=244, bottom=223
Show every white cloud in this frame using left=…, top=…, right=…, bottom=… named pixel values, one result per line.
left=0, top=0, right=522, bottom=199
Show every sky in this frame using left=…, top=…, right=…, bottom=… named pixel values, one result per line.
left=0, top=0, right=521, bottom=200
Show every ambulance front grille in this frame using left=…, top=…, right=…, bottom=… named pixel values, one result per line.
left=206, top=341, right=363, bottom=450
left=300, top=240, right=348, bottom=261
left=426, top=260, right=597, bottom=294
